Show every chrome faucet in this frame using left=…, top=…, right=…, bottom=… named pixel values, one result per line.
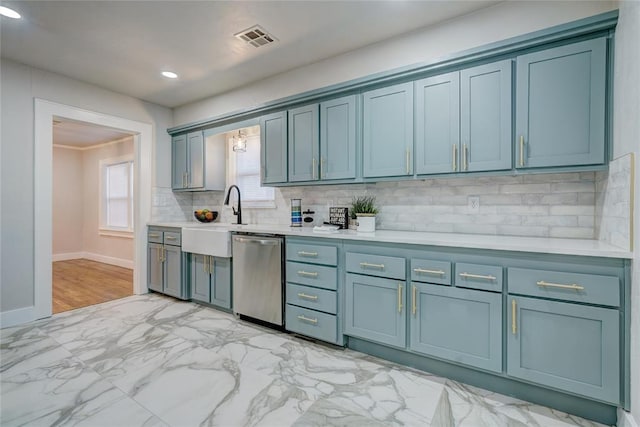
left=224, top=185, right=243, bottom=225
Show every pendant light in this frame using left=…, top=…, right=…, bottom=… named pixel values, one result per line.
left=232, top=130, right=247, bottom=152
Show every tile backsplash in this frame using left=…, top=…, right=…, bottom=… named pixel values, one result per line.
left=596, top=154, right=634, bottom=250
left=185, top=172, right=601, bottom=239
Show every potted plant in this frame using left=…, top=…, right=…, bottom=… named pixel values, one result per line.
left=351, top=195, right=378, bottom=232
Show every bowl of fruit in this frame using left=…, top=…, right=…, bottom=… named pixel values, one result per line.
left=194, top=209, right=218, bottom=223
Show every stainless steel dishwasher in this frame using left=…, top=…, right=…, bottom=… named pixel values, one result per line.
left=232, top=233, right=284, bottom=326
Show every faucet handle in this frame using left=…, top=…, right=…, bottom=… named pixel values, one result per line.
left=232, top=206, right=238, bottom=216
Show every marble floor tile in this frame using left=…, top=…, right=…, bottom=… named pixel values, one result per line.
left=0, top=294, right=609, bottom=427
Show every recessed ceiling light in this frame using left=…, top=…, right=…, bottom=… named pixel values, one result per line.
left=161, top=71, right=178, bottom=79
left=0, top=6, right=21, bottom=19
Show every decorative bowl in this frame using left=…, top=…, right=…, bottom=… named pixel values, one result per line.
left=194, top=210, right=218, bottom=223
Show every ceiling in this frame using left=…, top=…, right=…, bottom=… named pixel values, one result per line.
left=53, top=119, right=133, bottom=148
left=1, top=1, right=500, bottom=109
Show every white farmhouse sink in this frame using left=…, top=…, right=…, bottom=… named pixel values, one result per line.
left=182, top=227, right=231, bottom=258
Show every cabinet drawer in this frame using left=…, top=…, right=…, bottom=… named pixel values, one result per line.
left=286, top=261, right=337, bottom=290
left=286, top=283, right=337, bottom=314
left=286, top=305, right=338, bottom=344
left=455, top=263, right=502, bottom=292
left=508, top=268, right=619, bottom=307
left=286, top=243, right=337, bottom=266
left=346, top=252, right=406, bottom=280
left=148, top=229, right=163, bottom=244
left=411, top=259, right=451, bottom=285
left=163, top=231, right=182, bottom=246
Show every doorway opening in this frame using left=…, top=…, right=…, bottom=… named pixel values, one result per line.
left=52, top=119, right=135, bottom=313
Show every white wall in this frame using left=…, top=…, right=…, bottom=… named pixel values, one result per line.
left=82, top=138, right=135, bottom=264
left=174, top=1, right=616, bottom=126
left=0, top=58, right=172, bottom=313
left=612, top=1, right=640, bottom=424
left=52, top=147, right=84, bottom=255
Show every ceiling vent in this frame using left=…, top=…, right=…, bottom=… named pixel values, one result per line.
left=234, top=25, right=277, bottom=48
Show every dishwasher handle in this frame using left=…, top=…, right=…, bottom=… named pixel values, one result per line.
left=234, top=236, right=280, bottom=246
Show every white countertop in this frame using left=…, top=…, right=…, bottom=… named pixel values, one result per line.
left=149, top=221, right=632, bottom=259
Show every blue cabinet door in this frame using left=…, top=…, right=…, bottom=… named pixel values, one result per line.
left=363, top=82, right=414, bottom=178
left=260, top=111, right=288, bottom=184
left=320, top=95, right=357, bottom=180
left=163, top=245, right=183, bottom=299
left=147, top=243, right=164, bottom=293
left=190, top=254, right=210, bottom=303
left=409, top=283, right=502, bottom=373
left=516, top=38, right=606, bottom=168
left=212, top=257, right=232, bottom=309
left=187, top=131, right=204, bottom=189
left=461, top=60, right=512, bottom=172
left=415, top=72, right=460, bottom=174
left=288, top=104, right=319, bottom=182
left=507, top=296, right=619, bottom=404
left=344, top=273, right=406, bottom=348
left=171, top=135, right=188, bottom=190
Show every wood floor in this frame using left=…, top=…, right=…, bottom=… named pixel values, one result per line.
left=52, top=259, right=133, bottom=314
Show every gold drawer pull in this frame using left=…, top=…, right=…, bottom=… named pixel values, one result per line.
left=412, top=285, right=417, bottom=315
left=512, top=299, right=517, bottom=335
left=459, top=272, right=497, bottom=281
left=462, top=143, right=468, bottom=171
left=519, top=135, right=525, bottom=167
left=297, top=315, right=318, bottom=324
left=165, top=236, right=177, bottom=240
left=414, top=268, right=445, bottom=275
left=297, top=293, right=318, bottom=300
left=452, top=144, right=458, bottom=172
left=360, top=262, right=385, bottom=269
left=536, top=281, right=584, bottom=291
left=297, top=270, right=319, bottom=277
left=398, top=283, right=403, bottom=313
left=297, top=251, right=318, bottom=257
left=149, top=233, right=160, bottom=238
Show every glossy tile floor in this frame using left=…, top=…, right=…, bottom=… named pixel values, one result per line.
left=1, top=294, right=605, bottom=427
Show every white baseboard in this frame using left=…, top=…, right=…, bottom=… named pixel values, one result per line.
left=619, top=409, right=640, bottom=427
left=52, top=251, right=133, bottom=270
left=0, top=306, right=36, bottom=328
left=52, top=252, right=84, bottom=262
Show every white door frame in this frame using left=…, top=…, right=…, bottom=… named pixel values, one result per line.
left=34, top=99, right=152, bottom=320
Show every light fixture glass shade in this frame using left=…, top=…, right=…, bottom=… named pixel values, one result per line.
left=232, top=130, right=247, bottom=152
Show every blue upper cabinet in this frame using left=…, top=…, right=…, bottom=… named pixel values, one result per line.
left=320, top=95, right=357, bottom=180
left=187, top=131, right=204, bottom=188
left=363, top=82, right=414, bottom=178
left=516, top=38, right=607, bottom=169
left=461, top=60, right=512, bottom=172
left=288, top=104, right=320, bottom=182
left=171, top=134, right=188, bottom=190
left=415, top=72, right=460, bottom=174
left=260, top=111, right=288, bottom=184
left=415, top=60, right=511, bottom=175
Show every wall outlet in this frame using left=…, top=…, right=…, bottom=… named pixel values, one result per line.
left=468, top=196, right=480, bottom=213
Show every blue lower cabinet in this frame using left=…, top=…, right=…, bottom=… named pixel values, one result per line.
left=190, top=254, right=232, bottom=309
left=345, top=273, right=406, bottom=348
left=409, top=283, right=502, bottom=372
left=286, top=304, right=337, bottom=344
left=507, top=295, right=619, bottom=404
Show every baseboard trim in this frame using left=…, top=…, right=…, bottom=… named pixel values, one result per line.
left=619, top=409, right=639, bottom=427
left=52, top=252, right=133, bottom=270
left=0, top=306, right=36, bottom=328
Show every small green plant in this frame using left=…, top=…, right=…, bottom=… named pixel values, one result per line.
left=351, top=195, right=378, bottom=217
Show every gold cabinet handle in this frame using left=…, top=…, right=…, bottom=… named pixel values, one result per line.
left=203, top=255, right=208, bottom=273
left=452, top=145, right=458, bottom=171
left=462, top=144, right=468, bottom=171
left=459, top=272, right=497, bottom=281
left=512, top=299, right=517, bottom=335
left=519, top=135, right=525, bottom=167
left=312, top=158, right=317, bottom=180
left=297, top=292, right=318, bottom=300
left=210, top=256, right=214, bottom=274
left=165, top=236, right=177, bottom=241
left=149, top=233, right=160, bottom=238
left=406, top=149, right=411, bottom=174
left=297, top=315, right=318, bottom=324
left=320, top=158, right=325, bottom=179
left=297, top=270, right=319, bottom=277
left=360, top=262, right=385, bottom=269
left=412, top=285, right=417, bottom=316
left=297, top=251, right=318, bottom=257
left=536, top=280, right=584, bottom=291
left=161, top=247, right=166, bottom=263
left=397, top=284, right=403, bottom=313
left=413, top=268, right=445, bottom=276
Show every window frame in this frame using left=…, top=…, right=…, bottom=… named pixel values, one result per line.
left=99, top=155, right=134, bottom=237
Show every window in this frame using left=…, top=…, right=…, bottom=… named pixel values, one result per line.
left=227, top=127, right=275, bottom=208
left=100, top=156, right=134, bottom=233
